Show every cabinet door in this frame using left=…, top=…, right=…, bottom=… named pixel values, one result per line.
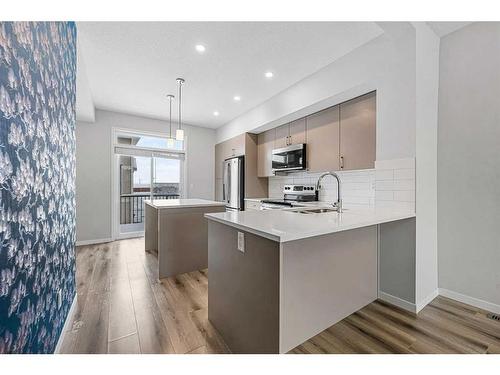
left=289, top=118, right=306, bottom=145
left=339, top=92, right=376, bottom=170
left=215, top=143, right=224, bottom=179
left=306, top=106, right=340, bottom=172
left=274, top=124, right=289, bottom=149
left=225, top=133, right=245, bottom=159
left=257, top=129, right=275, bottom=177
left=215, top=178, right=223, bottom=201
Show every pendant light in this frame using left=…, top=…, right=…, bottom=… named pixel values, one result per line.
left=166, top=94, right=175, bottom=148
left=175, top=78, right=185, bottom=141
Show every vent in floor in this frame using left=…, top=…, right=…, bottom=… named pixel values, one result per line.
left=487, top=313, right=500, bottom=321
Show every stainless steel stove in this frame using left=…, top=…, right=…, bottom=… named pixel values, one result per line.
left=261, top=184, right=316, bottom=210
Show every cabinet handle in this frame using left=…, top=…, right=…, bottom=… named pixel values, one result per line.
left=289, top=135, right=292, bottom=145
left=340, top=156, right=344, bottom=169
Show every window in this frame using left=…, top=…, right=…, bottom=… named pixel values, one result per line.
left=117, top=133, right=184, bottom=151
left=113, top=129, right=186, bottom=237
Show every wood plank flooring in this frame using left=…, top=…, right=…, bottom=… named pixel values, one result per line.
left=59, top=238, right=500, bottom=354
left=59, top=238, right=229, bottom=354
left=291, top=297, right=500, bottom=354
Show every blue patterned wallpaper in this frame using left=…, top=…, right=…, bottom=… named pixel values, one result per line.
left=0, top=22, right=77, bottom=353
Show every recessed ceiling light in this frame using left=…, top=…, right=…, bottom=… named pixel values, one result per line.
left=265, top=71, right=274, bottom=78
left=213, top=111, right=219, bottom=116
left=233, top=96, right=241, bottom=102
left=195, top=44, right=206, bottom=53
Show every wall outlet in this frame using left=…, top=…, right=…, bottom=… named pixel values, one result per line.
left=237, top=232, right=245, bottom=253
left=57, top=289, right=62, bottom=309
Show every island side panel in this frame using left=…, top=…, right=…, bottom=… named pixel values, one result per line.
left=280, top=225, right=378, bottom=353
left=208, top=221, right=280, bottom=353
left=144, top=204, right=158, bottom=253
left=158, top=206, right=225, bottom=278
left=378, top=217, right=416, bottom=309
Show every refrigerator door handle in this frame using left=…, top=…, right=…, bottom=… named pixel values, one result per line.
left=227, top=162, right=231, bottom=204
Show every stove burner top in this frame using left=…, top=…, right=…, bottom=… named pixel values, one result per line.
left=261, top=184, right=317, bottom=208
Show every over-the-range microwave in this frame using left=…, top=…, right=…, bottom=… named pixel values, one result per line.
left=271, top=143, right=307, bottom=172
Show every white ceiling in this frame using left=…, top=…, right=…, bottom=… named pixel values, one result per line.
left=77, top=22, right=383, bottom=128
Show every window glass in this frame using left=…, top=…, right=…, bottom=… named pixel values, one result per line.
left=117, top=134, right=183, bottom=151
left=153, top=158, right=181, bottom=196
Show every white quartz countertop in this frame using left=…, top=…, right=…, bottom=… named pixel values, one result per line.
left=243, top=197, right=268, bottom=202
left=205, top=206, right=416, bottom=243
left=145, top=198, right=226, bottom=209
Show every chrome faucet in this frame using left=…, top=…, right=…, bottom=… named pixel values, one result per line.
left=315, top=172, right=343, bottom=213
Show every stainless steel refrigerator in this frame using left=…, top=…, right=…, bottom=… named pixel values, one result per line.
left=222, top=156, right=244, bottom=211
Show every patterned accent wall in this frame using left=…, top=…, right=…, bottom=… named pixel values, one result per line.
left=0, top=22, right=77, bottom=353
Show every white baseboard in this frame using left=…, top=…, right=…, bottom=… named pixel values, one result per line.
left=439, top=288, right=500, bottom=314
left=54, top=293, right=78, bottom=354
left=416, top=289, right=439, bottom=313
left=378, top=291, right=416, bottom=313
left=76, top=237, right=113, bottom=246
left=115, top=232, right=144, bottom=240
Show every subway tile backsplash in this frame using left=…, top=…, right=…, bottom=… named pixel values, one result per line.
left=268, top=158, right=415, bottom=211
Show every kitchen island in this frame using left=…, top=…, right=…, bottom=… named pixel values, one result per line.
left=205, top=206, right=416, bottom=353
left=145, top=199, right=226, bottom=278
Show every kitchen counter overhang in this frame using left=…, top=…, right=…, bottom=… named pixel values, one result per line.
left=204, top=206, right=415, bottom=243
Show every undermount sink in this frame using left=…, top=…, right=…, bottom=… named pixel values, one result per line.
left=292, top=207, right=339, bottom=214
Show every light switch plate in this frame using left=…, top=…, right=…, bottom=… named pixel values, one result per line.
left=237, top=231, right=245, bottom=253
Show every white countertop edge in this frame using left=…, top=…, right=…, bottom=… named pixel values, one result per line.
left=279, top=212, right=416, bottom=242
left=204, top=214, right=281, bottom=242
left=145, top=199, right=226, bottom=209
left=243, top=197, right=269, bottom=202
left=205, top=211, right=416, bottom=243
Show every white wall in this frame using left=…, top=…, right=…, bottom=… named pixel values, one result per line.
left=437, top=23, right=500, bottom=312
left=217, top=28, right=416, bottom=161
left=414, top=23, right=440, bottom=311
left=76, top=109, right=216, bottom=243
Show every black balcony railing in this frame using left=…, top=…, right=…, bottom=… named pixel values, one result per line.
left=120, top=193, right=179, bottom=224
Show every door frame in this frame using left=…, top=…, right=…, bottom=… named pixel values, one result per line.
left=110, top=127, right=188, bottom=241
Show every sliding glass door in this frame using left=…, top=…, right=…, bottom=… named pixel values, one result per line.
left=119, top=154, right=152, bottom=234
left=152, top=156, right=182, bottom=199
left=113, top=129, right=185, bottom=239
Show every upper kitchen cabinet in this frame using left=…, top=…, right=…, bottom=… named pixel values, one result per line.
left=215, top=133, right=245, bottom=179
left=339, top=92, right=376, bottom=170
left=274, top=118, right=306, bottom=149
left=226, top=133, right=245, bottom=159
left=289, top=118, right=306, bottom=145
left=215, top=133, right=268, bottom=200
left=257, top=128, right=275, bottom=177
left=306, top=105, right=340, bottom=172
left=274, top=124, right=289, bottom=149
